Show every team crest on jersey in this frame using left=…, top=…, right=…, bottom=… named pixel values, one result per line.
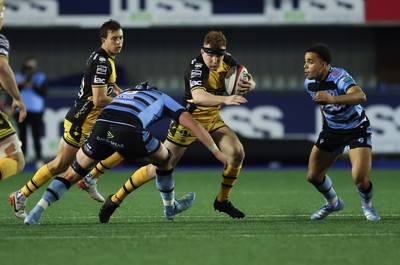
left=343, top=76, right=354, bottom=84
left=98, top=56, right=106, bottom=63
left=194, top=62, right=203, bottom=68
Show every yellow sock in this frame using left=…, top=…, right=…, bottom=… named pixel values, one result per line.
left=91, top=152, right=124, bottom=179
left=217, top=164, right=242, bottom=202
left=21, top=164, right=53, bottom=197
left=112, top=165, right=152, bottom=204
left=0, top=158, right=18, bottom=180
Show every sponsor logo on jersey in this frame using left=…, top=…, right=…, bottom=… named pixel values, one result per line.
left=194, top=63, right=203, bottom=68
left=190, top=80, right=202, bottom=88
left=94, top=75, right=106, bottom=84
left=190, top=69, right=202, bottom=78
left=96, top=136, right=124, bottom=148
left=96, top=65, right=107, bottom=75
left=99, top=56, right=106, bottom=63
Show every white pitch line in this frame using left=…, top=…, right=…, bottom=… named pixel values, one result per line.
left=1, top=213, right=400, bottom=221
left=2, top=232, right=399, bottom=241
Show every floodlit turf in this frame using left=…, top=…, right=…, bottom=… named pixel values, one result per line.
left=1, top=167, right=399, bottom=265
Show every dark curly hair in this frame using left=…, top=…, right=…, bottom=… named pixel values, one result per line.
left=306, top=43, right=332, bottom=64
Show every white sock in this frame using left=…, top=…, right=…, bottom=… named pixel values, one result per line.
left=163, top=199, right=174, bottom=206
left=38, top=198, right=49, bottom=209
left=327, top=196, right=338, bottom=206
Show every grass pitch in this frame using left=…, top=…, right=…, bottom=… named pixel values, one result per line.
left=1, top=167, right=399, bottom=265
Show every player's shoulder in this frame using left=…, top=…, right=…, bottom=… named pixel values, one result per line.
left=188, top=55, right=206, bottom=69
left=90, top=49, right=110, bottom=65
left=223, top=52, right=238, bottom=67
left=328, top=67, right=349, bottom=81
left=85, top=49, right=109, bottom=68
left=185, top=54, right=208, bottom=80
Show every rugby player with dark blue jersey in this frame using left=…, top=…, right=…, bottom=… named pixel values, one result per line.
left=24, top=82, right=228, bottom=225
left=304, top=43, right=380, bottom=221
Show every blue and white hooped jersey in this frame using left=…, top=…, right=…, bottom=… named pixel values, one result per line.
left=98, top=88, right=186, bottom=129
left=305, top=67, right=367, bottom=130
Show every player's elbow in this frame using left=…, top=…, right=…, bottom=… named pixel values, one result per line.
left=93, top=97, right=109, bottom=107
left=359, top=92, right=367, bottom=103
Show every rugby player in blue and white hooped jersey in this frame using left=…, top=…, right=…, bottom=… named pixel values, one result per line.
left=303, top=43, right=380, bottom=221
left=24, top=82, right=228, bottom=225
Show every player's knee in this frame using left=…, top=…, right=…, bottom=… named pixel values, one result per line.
left=306, top=173, right=324, bottom=185
left=230, top=145, right=245, bottom=164
left=306, top=174, right=315, bottom=184
left=16, top=155, right=25, bottom=172
left=153, top=148, right=173, bottom=168
left=353, top=175, right=370, bottom=190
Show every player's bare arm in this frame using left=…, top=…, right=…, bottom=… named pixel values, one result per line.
left=0, top=56, right=27, bottom=122
left=191, top=88, right=247, bottom=106
left=178, top=111, right=228, bottom=168
left=313, top=86, right=366, bottom=105
left=113, top=84, right=123, bottom=95
left=92, top=85, right=114, bottom=107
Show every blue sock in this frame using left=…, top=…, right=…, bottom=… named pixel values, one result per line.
left=155, top=169, right=174, bottom=204
left=43, top=177, right=71, bottom=206
left=314, top=175, right=337, bottom=203
left=358, top=181, right=373, bottom=206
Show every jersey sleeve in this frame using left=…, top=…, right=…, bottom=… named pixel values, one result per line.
left=186, top=56, right=209, bottom=92
left=223, top=53, right=239, bottom=68
left=337, top=69, right=357, bottom=93
left=90, top=54, right=111, bottom=87
left=162, top=93, right=186, bottom=122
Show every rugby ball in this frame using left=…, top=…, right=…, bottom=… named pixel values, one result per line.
left=225, top=65, right=248, bottom=95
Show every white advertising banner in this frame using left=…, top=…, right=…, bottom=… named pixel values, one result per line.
left=4, top=0, right=365, bottom=27
left=21, top=93, right=400, bottom=160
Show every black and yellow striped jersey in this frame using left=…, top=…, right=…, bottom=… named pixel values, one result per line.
left=63, top=48, right=117, bottom=147
left=183, top=53, right=237, bottom=121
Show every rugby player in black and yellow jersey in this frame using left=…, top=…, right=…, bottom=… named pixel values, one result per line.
left=9, top=19, right=124, bottom=219
left=96, top=31, right=256, bottom=222
left=0, top=0, right=27, bottom=182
